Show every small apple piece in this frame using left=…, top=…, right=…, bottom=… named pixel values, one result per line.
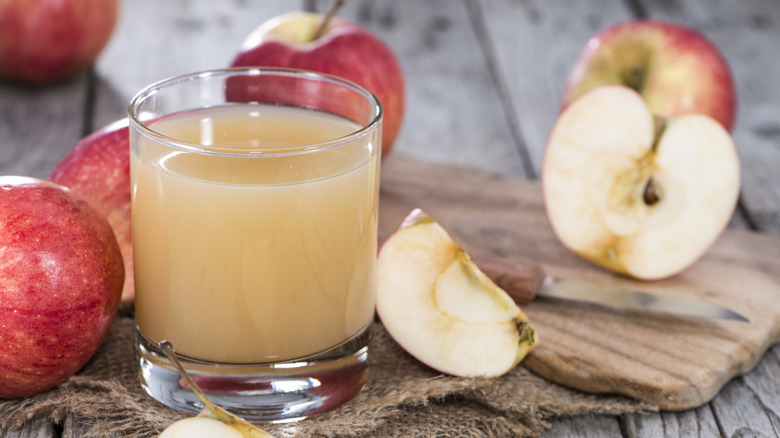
left=230, top=10, right=405, bottom=161
left=0, top=176, right=123, bottom=398
left=159, top=417, right=245, bottom=438
left=50, top=119, right=134, bottom=304
left=542, top=85, right=740, bottom=280
left=562, top=20, right=736, bottom=131
left=157, top=342, right=274, bottom=438
left=0, top=0, right=119, bottom=84
left=376, top=209, right=539, bottom=378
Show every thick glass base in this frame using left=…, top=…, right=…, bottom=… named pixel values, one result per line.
left=135, top=325, right=371, bottom=423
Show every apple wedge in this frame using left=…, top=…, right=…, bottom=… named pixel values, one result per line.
left=542, top=85, right=740, bottom=280
left=376, top=209, right=539, bottom=378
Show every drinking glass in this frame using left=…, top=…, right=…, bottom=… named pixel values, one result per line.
left=128, top=67, right=382, bottom=422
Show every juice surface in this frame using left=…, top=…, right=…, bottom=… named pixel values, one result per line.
left=132, top=104, right=380, bottom=363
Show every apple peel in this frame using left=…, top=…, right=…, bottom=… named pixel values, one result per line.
left=376, top=209, right=539, bottom=378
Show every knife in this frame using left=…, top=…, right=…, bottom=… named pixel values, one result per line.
left=469, top=253, right=749, bottom=322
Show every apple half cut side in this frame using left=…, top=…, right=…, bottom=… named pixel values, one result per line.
left=376, top=209, right=539, bottom=378
left=542, top=85, right=740, bottom=280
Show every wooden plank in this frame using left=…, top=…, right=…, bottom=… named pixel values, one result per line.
left=0, top=75, right=89, bottom=179
left=61, top=413, right=87, bottom=438
left=540, top=415, right=623, bottom=438
left=709, top=343, right=780, bottom=437
left=623, top=405, right=721, bottom=437
left=740, top=345, right=780, bottom=433
left=60, top=413, right=121, bottom=438
left=317, top=0, right=528, bottom=179
left=637, top=0, right=780, bottom=238
left=477, top=0, right=634, bottom=177
left=0, top=416, right=57, bottom=438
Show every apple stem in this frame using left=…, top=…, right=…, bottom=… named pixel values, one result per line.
left=625, top=65, right=645, bottom=92
left=652, top=116, right=667, bottom=149
left=313, top=0, right=345, bottom=40
left=159, top=340, right=228, bottom=421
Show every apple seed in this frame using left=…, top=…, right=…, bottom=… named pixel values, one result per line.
left=643, top=178, right=660, bottom=205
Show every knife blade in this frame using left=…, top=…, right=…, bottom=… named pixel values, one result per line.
left=469, top=253, right=749, bottom=322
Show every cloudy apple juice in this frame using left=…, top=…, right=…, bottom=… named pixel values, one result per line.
left=131, top=103, right=380, bottom=365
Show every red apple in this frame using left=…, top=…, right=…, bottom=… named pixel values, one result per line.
left=49, top=118, right=133, bottom=304
left=0, top=176, right=123, bottom=398
left=230, top=11, right=405, bottom=161
left=561, top=20, right=736, bottom=131
left=0, top=0, right=118, bottom=84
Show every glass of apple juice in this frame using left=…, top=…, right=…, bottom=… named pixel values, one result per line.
left=128, top=67, right=382, bottom=423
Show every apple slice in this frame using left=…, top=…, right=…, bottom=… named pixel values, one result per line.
left=376, top=209, right=539, bottom=378
left=542, top=85, right=740, bottom=280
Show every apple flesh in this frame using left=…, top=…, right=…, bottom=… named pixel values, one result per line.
left=0, top=176, right=123, bottom=398
left=376, top=209, right=539, bottom=378
left=50, top=119, right=134, bottom=304
left=159, top=417, right=246, bottom=438
left=562, top=20, right=736, bottom=132
left=230, top=11, right=405, bottom=161
left=0, top=0, right=118, bottom=84
left=542, top=85, right=740, bottom=280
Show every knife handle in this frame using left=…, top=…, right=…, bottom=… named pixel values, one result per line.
left=469, top=253, right=545, bottom=304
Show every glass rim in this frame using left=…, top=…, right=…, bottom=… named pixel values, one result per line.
left=127, top=67, right=383, bottom=157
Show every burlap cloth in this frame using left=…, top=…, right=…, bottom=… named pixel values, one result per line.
left=0, top=315, right=656, bottom=437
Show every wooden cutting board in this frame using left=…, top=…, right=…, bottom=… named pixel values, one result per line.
left=378, top=154, right=780, bottom=412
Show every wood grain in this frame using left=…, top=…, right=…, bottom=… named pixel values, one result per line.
left=0, top=416, right=58, bottom=437
left=478, top=0, right=634, bottom=174
left=380, top=153, right=780, bottom=412
left=0, top=77, right=88, bottom=179
left=328, top=0, right=531, bottom=179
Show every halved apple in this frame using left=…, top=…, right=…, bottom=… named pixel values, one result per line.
left=376, top=209, right=539, bottom=377
left=542, top=85, right=740, bottom=280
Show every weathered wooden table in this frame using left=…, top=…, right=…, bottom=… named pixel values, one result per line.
left=2, top=1, right=779, bottom=436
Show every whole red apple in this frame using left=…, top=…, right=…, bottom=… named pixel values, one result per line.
left=0, top=176, right=123, bottom=398
left=0, top=0, right=118, bottom=84
left=49, top=118, right=133, bottom=304
left=230, top=11, right=405, bottom=161
left=561, top=20, right=736, bottom=131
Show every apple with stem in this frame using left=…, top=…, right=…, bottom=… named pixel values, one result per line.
left=230, top=6, right=405, bottom=161
left=0, top=0, right=118, bottom=84
left=50, top=118, right=134, bottom=304
left=561, top=20, right=736, bottom=132
left=0, top=176, right=123, bottom=398
left=157, top=341, right=274, bottom=438
left=542, top=85, right=740, bottom=280
left=376, top=209, right=539, bottom=378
